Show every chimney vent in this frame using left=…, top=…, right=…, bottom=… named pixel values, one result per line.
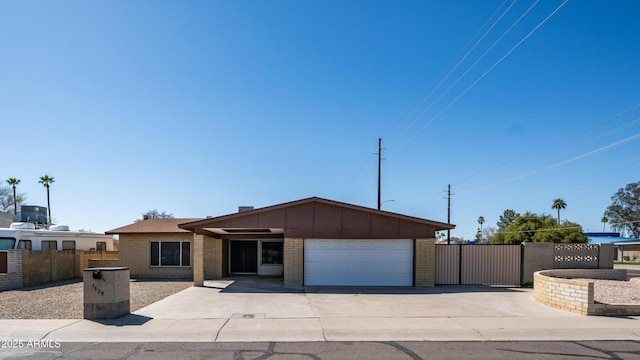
left=238, top=206, right=254, bottom=213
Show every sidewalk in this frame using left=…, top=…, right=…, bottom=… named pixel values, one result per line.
left=2, top=279, right=640, bottom=342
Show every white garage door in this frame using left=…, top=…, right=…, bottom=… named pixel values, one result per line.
left=304, top=239, right=414, bottom=286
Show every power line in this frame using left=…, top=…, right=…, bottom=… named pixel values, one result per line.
left=387, top=0, right=517, bottom=148
left=457, top=130, right=640, bottom=196
left=404, top=0, right=540, bottom=143
left=453, top=103, right=640, bottom=188
left=398, top=0, right=570, bottom=151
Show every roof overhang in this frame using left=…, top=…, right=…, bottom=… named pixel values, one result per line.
left=197, top=227, right=285, bottom=239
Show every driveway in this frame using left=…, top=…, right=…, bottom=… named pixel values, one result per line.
left=5, top=277, right=640, bottom=342
left=134, top=277, right=567, bottom=320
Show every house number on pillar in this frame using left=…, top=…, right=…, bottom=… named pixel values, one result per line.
left=92, top=283, right=104, bottom=296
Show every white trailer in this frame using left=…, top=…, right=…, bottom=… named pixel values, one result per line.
left=0, top=222, right=115, bottom=251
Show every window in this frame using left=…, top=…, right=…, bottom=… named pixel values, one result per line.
left=42, top=241, right=57, bottom=250
left=261, top=241, right=283, bottom=265
left=62, top=241, right=76, bottom=250
left=96, top=242, right=107, bottom=251
left=0, top=238, right=16, bottom=251
left=150, top=241, right=191, bottom=267
left=17, top=240, right=31, bottom=250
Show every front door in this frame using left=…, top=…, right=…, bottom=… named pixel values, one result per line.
left=230, top=240, right=258, bottom=273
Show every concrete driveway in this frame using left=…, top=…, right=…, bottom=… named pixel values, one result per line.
left=5, top=277, right=640, bottom=342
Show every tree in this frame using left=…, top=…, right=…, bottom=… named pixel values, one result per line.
left=551, top=198, right=567, bottom=224
left=601, top=216, right=608, bottom=232
left=474, top=228, right=482, bottom=243
left=0, top=185, right=13, bottom=213
left=478, top=216, right=485, bottom=235
left=491, top=212, right=587, bottom=245
left=604, top=181, right=640, bottom=238
left=6, top=178, right=20, bottom=214
left=0, top=184, right=26, bottom=214
left=38, top=175, right=55, bottom=226
left=136, top=209, right=174, bottom=222
left=450, top=236, right=466, bottom=244
left=482, top=226, right=497, bottom=243
left=497, top=209, right=519, bottom=230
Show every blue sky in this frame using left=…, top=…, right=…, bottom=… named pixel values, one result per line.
left=1, top=0, right=639, bottom=240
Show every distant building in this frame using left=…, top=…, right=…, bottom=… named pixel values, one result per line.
left=585, top=232, right=640, bottom=263
left=12, top=205, right=48, bottom=228
left=0, top=211, right=13, bottom=228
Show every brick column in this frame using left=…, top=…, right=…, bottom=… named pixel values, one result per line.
left=193, top=234, right=205, bottom=287
left=204, top=237, right=223, bottom=278
left=284, top=238, right=304, bottom=286
left=415, top=238, right=436, bottom=287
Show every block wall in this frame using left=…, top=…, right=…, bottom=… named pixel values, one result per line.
left=414, top=238, right=436, bottom=287
left=22, top=250, right=76, bottom=287
left=533, top=269, right=640, bottom=316
left=534, top=271, right=592, bottom=315
left=0, top=250, right=23, bottom=291
left=76, top=251, right=120, bottom=277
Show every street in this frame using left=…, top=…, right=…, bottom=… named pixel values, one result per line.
left=3, top=341, right=640, bottom=360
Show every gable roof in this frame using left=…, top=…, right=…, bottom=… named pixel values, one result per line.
left=180, top=197, right=453, bottom=230
left=179, top=197, right=454, bottom=239
left=106, top=218, right=201, bottom=234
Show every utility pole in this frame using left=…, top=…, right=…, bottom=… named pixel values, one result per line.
left=447, top=184, right=452, bottom=244
left=377, top=138, right=382, bottom=210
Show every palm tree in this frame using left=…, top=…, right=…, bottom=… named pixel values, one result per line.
left=39, top=175, right=55, bottom=226
left=478, top=216, right=485, bottom=238
left=601, top=216, right=608, bottom=232
left=551, top=198, right=567, bottom=224
left=6, top=178, right=20, bottom=214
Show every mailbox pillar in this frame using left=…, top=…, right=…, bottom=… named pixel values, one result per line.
left=83, top=267, right=130, bottom=319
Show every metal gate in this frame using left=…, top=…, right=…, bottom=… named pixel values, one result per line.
left=436, top=245, right=521, bottom=285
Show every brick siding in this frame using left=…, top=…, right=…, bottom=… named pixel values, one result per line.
left=534, top=269, right=640, bottom=316
left=114, top=233, right=193, bottom=279
left=414, top=238, right=436, bottom=287
left=0, top=250, right=23, bottom=291
left=284, top=238, right=303, bottom=286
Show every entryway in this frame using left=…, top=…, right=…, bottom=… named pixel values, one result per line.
left=230, top=240, right=258, bottom=273
left=228, top=239, right=284, bottom=276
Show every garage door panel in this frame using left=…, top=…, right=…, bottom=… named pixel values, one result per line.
left=304, top=239, right=413, bottom=286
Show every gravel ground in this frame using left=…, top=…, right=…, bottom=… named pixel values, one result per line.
left=594, top=279, right=640, bottom=305
left=0, top=279, right=192, bottom=319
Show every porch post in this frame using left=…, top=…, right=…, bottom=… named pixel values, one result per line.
left=193, top=234, right=205, bottom=287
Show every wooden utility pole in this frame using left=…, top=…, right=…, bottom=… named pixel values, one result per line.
left=447, top=184, right=452, bottom=244
left=377, top=138, right=382, bottom=210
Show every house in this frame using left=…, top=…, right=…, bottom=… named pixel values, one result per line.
left=106, top=197, right=455, bottom=287
left=585, top=232, right=640, bottom=262
left=105, top=218, right=201, bottom=279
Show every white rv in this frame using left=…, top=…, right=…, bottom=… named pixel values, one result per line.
left=0, top=222, right=115, bottom=251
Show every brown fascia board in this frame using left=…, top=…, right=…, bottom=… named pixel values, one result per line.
left=178, top=196, right=456, bottom=231
left=106, top=218, right=201, bottom=234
